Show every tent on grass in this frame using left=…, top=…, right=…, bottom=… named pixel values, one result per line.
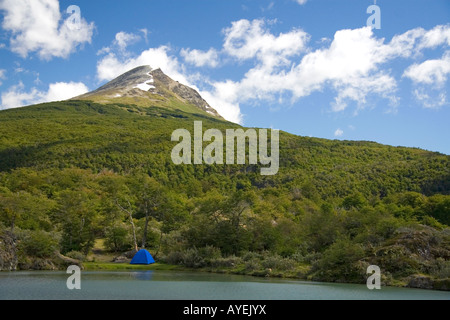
left=130, top=249, right=155, bottom=265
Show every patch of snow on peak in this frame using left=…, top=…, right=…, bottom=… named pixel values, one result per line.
left=133, top=73, right=155, bottom=91
left=134, top=82, right=155, bottom=91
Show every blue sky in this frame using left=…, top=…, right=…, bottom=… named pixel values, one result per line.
left=0, top=0, right=449, bottom=154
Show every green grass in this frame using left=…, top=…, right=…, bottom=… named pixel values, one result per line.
left=83, top=261, right=184, bottom=271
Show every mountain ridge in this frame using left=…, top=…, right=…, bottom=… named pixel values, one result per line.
left=75, top=65, right=223, bottom=119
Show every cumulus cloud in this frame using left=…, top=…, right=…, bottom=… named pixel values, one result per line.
left=1, top=81, right=89, bottom=109
left=209, top=25, right=400, bottom=115
left=96, top=37, right=243, bottom=123
left=222, top=19, right=309, bottom=68
left=0, top=0, right=94, bottom=60
left=94, top=21, right=450, bottom=124
left=180, top=48, right=219, bottom=68
left=417, top=24, right=450, bottom=50
left=334, top=128, right=344, bottom=137
left=199, top=90, right=243, bottom=124
left=45, top=82, right=89, bottom=101
left=114, top=31, right=141, bottom=52
left=194, top=18, right=311, bottom=120
left=1, top=82, right=40, bottom=109
left=97, top=45, right=190, bottom=85
left=403, top=51, right=450, bottom=85
left=290, top=27, right=398, bottom=100
left=205, top=23, right=450, bottom=119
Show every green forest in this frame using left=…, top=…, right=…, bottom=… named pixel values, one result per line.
left=0, top=100, right=449, bottom=290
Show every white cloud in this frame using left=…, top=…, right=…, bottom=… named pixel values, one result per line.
left=199, top=90, right=242, bottom=124
left=96, top=42, right=243, bottom=123
left=180, top=48, right=219, bottom=68
left=205, top=23, right=450, bottom=117
left=334, top=128, right=344, bottom=137
left=94, top=21, right=450, bottom=124
left=0, top=69, right=6, bottom=85
left=140, top=28, right=149, bottom=44
left=1, top=82, right=41, bottom=109
left=1, top=81, right=88, bottom=109
left=211, top=25, right=399, bottom=114
left=45, top=82, right=89, bottom=101
left=294, top=0, right=308, bottom=5
left=97, top=46, right=190, bottom=85
left=403, top=51, right=450, bottom=85
left=114, top=31, right=141, bottom=52
left=0, top=0, right=94, bottom=60
left=222, top=19, right=309, bottom=69
left=413, top=88, right=447, bottom=109
left=199, top=19, right=312, bottom=113
left=331, top=72, right=398, bottom=112
left=291, top=27, right=397, bottom=99
left=417, top=25, right=450, bottom=51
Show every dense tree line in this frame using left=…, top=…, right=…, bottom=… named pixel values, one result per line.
left=0, top=100, right=449, bottom=288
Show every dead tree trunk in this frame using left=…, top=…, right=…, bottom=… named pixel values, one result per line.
left=115, top=199, right=138, bottom=252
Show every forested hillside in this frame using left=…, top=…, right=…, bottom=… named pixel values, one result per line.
left=1, top=100, right=449, bottom=289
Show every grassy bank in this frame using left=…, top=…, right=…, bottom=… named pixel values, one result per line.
left=67, top=239, right=449, bottom=291
left=83, top=261, right=184, bottom=271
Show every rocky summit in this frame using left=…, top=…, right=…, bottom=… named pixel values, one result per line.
left=75, top=65, right=222, bottom=119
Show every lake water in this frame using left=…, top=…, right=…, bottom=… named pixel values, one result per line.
left=0, top=270, right=449, bottom=300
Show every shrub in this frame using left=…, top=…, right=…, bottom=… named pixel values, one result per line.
left=163, top=251, right=185, bottom=265
left=19, top=230, right=58, bottom=258
left=428, top=258, right=450, bottom=279
left=242, top=251, right=262, bottom=261
left=198, top=245, right=222, bottom=262
left=163, top=247, right=221, bottom=268
left=181, top=248, right=205, bottom=268
left=65, top=251, right=86, bottom=262
left=244, top=259, right=261, bottom=272
left=210, top=256, right=243, bottom=268
left=313, top=238, right=366, bottom=282
left=261, top=254, right=297, bottom=271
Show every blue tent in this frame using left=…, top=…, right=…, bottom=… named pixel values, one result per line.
left=130, top=249, right=155, bottom=265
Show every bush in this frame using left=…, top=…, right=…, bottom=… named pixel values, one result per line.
left=198, top=246, right=222, bottom=262
left=242, top=251, right=262, bottom=262
left=163, top=246, right=222, bottom=268
left=181, top=248, right=205, bottom=268
left=19, top=230, right=58, bottom=258
left=420, top=216, right=445, bottom=230
left=429, top=258, right=450, bottom=279
left=313, top=239, right=366, bottom=282
left=244, top=258, right=261, bottom=272
left=210, top=256, right=243, bottom=268
left=261, top=254, right=297, bottom=271
left=162, top=251, right=185, bottom=265
left=65, top=251, right=86, bottom=262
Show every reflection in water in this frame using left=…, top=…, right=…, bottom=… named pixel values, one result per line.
left=0, top=271, right=449, bottom=300
left=133, top=271, right=154, bottom=281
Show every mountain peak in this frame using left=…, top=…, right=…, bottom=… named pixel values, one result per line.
left=76, top=66, right=222, bottom=119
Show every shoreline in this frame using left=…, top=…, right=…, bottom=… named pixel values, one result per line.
left=2, top=260, right=449, bottom=292
left=81, top=261, right=449, bottom=292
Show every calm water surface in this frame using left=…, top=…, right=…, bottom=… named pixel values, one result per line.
left=0, top=271, right=449, bottom=300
